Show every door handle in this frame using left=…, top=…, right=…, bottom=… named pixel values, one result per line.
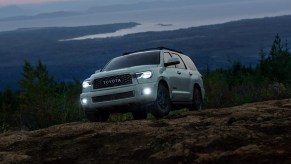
left=177, top=71, right=181, bottom=74
left=189, top=72, right=193, bottom=76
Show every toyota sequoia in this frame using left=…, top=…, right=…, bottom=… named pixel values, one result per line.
left=80, top=47, right=205, bottom=121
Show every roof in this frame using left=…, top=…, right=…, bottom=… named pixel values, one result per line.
left=123, top=47, right=184, bottom=56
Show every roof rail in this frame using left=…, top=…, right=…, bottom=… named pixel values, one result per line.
left=123, top=47, right=184, bottom=55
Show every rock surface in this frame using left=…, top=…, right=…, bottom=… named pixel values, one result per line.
left=0, top=99, right=291, bottom=163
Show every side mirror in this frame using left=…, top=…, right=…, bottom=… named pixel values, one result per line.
left=95, top=69, right=101, bottom=73
left=164, top=58, right=180, bottom=67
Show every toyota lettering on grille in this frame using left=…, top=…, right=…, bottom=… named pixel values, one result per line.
left=103, top=79, right=122, bottom=85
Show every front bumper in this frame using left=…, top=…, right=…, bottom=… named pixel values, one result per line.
left=80, top=82, right=157, bottom=112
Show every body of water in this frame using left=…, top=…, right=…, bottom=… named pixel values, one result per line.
left=1, top=0, right=291, bottom=39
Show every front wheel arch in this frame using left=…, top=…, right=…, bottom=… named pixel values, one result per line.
left=193, top=84, right=202, bottom=98
left=157, top=79, right=171, bottom=99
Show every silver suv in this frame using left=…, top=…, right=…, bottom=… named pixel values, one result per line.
left=80, top=48, right=205, bottom=122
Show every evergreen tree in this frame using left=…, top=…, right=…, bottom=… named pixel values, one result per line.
left=19, top=61, right=56, bottom=129
left=18, top=61, right=84, bottom=130
left=270, top=34, right=283, bottom=58
left=259, top=34, right=291, bottom=83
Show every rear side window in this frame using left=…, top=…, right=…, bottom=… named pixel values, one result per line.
left=180, top=55, right=197, bottom=71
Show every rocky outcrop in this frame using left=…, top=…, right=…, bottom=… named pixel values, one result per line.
left=0, top=99, right=290, bottom=163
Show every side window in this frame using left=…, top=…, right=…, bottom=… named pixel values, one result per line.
left=163, top=52, right=175, bottom=68
left=180, top=55, right=197, bottom=71
left=172, top=53, right=186, bottom=69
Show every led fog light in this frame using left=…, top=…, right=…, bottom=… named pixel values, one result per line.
left=143, top=88, right=152, bottom=95
left=81, top=98, right=88, bottom=105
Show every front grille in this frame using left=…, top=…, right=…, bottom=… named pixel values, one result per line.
left=92, top=91, right=134, bottom=103
left=93, top=74, right=132, bottom=89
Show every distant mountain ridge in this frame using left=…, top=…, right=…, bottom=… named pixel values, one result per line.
left=0, top=0, right=204, bottom=21
left=1, top=0, right=291, bottom=32
left=0, top=5, right=30, bottom=18
left=0, top=0, right=224, bottom=21
left=0, top=11, right=81, bottom=21
left=1, top=15, right=291, bottom=90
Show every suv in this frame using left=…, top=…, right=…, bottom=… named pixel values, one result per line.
left=80, top=47, right=205, bottom=122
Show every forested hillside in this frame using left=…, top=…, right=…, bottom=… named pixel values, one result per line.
left=1, top=15, right=291, bottom=89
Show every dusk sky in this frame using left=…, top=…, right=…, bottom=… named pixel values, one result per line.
left=0, top=0, right=163, bottom=6
left=0, top=0, right=71, bottom=6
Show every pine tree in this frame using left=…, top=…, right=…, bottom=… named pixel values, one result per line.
left=19, top=61, right=35, bottom=101
left=18, top=61, right=56, bottom=129
left=259, top=34, right=291, bottom=83
left=270, top=34, right=283, bottom=58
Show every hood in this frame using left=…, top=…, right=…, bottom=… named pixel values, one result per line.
left=90, top=65, right=158, bottom=79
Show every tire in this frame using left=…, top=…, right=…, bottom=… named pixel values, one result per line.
left=132, top=111, right=148, bottom=120
left=190, top=87, right=203, bottom=111
left=85, top=111, right=110, bottom=122
left=151, top=84, right=171, bottom=118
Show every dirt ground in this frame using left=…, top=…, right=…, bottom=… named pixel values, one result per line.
left=0, top=99, right=290, bottom=163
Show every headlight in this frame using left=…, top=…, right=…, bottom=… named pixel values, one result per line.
left=82, top=81, right=91, bottom=89
left=136, top=71, right=152, bottom=79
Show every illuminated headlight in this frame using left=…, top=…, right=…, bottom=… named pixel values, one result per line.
left=82, top=81, right=91, bottom=89
left=136, top=71, right=152, bottom=79
left=81, top=98, right=88, bottom=105
left=143, top=88, right=152, bottom=95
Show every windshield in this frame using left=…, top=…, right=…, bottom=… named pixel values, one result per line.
left=102, top=51, right=160, bottom=71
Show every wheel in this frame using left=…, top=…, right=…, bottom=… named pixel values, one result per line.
left=132, top=111, right=148, bottom=120
left=151, top=84, right=171, bottom=118
left=190, top=87, right=203, bottom=111
left=85, top=111, right=110, bottom=122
